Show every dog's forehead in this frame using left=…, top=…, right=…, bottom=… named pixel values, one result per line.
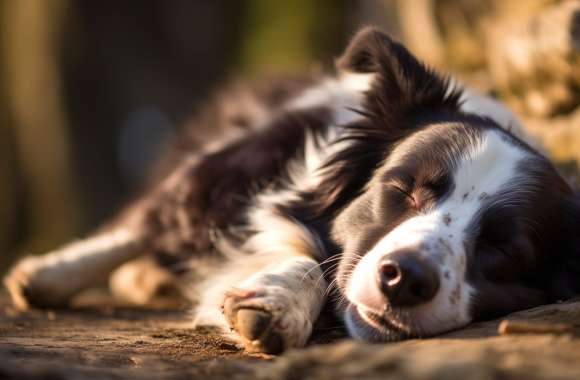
left=379, top=122, right=531, bottom=187
left=384, top=123, right=481, bottom=169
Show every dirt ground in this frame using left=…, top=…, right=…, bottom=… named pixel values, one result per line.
left=2, top=291, right=580, bottom=380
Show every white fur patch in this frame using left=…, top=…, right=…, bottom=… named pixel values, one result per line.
left=346, top=129, right=531, bottom=335
left=5, top=228, right=141, bottom=309
left=286, top=71, right=374, bottom=126
left=460, top=88, right=523, bottom=135
left=459, top=87, right=545, bottom=153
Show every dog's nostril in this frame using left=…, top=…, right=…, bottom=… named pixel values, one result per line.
left=379, top=261, right=402, bottom=285
left=377, top=251, right=440, bottom=308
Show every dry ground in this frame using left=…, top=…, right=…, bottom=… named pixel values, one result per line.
left=2, top=291, right=580, bottom=380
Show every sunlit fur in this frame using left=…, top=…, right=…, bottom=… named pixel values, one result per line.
left=6, top=28, right=580, bottom=353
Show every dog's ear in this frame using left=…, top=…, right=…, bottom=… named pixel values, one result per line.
left=337, top=27, right=462, bottom=119
left=336, top=27, right=386, bottom=74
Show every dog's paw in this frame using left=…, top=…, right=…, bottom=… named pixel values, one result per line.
left=222, top=287, right=312, bottom=354
left=4, top=256, right=73, bottom=310
left=109, top=257, right=176, bottom=305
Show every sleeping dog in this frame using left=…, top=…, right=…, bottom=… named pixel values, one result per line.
left=5, top=28, right=580, bottom=354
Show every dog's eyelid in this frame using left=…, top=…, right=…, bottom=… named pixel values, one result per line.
left=384, top=178, right=413, bottom=193
left=395, top=185, right=413, bottom=197
left=385, top=179, right=409, bottom=190
left=478, top=242, right=514, bottom=260
left=386, top=182, right=417, bottom=205
left=383, top=172, right=415, bottom=189
left=493, top=244, right=513, bottom=258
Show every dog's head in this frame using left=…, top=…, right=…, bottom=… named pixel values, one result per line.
left=328, top=28, right=580, bottom=341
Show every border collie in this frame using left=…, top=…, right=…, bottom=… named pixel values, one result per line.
left=5, top=28, right=580, bottom=354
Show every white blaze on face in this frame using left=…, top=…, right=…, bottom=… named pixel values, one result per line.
left=345, top=129, right=530, bottom=334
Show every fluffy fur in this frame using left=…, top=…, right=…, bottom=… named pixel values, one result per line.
left=6, top=27, right=580, bottom=354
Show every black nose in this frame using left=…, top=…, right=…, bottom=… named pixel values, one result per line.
left=377, top=250, right=440, bottom=307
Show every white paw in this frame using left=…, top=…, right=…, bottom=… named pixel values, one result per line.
left=222, top=286, right=313, bottom=354
left=4, top=255, right=77, bottom=310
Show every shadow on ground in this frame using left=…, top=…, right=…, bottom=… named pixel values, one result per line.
left=2, top=291, right=580, bottom=380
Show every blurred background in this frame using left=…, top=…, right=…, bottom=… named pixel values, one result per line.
left=1, top=0, right=579, bottom=272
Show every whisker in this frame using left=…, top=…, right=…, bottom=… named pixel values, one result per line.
left=300, top=255, right=343, bottom=283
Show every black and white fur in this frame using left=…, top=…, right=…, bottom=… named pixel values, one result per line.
left=6, top=28, right=580, bottom=354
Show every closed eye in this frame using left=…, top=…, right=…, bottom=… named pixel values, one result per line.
left=479, top=242, right=514, bottom=260
left=392, top=185, right=412, bottom=198
left=390, top=184, right=417, bottom=206
left=491, top=244, right=512, bottom=258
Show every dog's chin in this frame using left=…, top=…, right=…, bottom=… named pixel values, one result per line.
left=344, top=304, right=412, bottom=342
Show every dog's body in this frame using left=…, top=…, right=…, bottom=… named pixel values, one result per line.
left=6, top=28, right=580, bottom=354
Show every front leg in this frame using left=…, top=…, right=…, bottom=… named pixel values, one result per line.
left=222, top=256, right=327, bottom=354
left=4, top=228, right=142, bottom=310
